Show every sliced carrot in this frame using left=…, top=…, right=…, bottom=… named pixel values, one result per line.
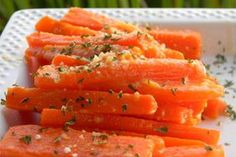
left=150, top=28, right=202, bottom=59
left=41, top=109, right=220, bottom=145
left=158, top=145, right=224, bottom=157
left=25, top=55, right=41, bottom=75
left=163, top=48, right=185, bottom=59
left=0, top=125, right=154, bottom=157
left=203, top=98, right=227, bottom=119
left=140, top=105, right=194, bottom=125
left=35, top=16, right=97, bottom=36
left=162, top=136, right=206, bottom=147
left=52, top=55, right=89, bottom=66
left=6, top=86, right=157, bottom=115
left=62, top=7, right=113, bottom=30
left=34, top=58, right=206, bottom=89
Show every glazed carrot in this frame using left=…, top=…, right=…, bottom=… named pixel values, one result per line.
left=35, top=16, right=97, bottom=36
left=34, top=58, right=206, bottom=89
left=6, top=87, right=157, bottom=115
left=162, top=48, right=185, bottom=59
left=162, top=137, right=206, bottom=147
left=52, top=55, right=89, bottom=66
left=0, top=125, right=154, bottom=157
left=158, top=146, right=224, bottom=157
left=203, top=98, right=227, bottom=119
left=150, top=28, right=202, bottom=59
left=62, top=7, right=113, bottom=30
left=25, top=55, right=41, bottom=75
left=140, top=105, right=194, bottom=124
left=41, top=109, right=220, bottom=145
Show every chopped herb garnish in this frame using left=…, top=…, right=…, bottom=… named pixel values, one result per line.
left=224, top=80, right=234, bottom=88
left=64, top=116, right=77, bottom=131
left=21, top=97, right=29, bottom=104
left=205, top=64, right=211, bottom=70
left=77, top=78, right=84, bottom=84
left=81, top=42, right=91, bottom=48
left=155, top=127, right=168, bottom=134
left=81, top=34, right=90, bottom=38
left=108, top=89, right=114, bottom=94
left=137, top=31, right=142, bottom=36
left=121, top=104, right=128, bottom=112
left=86, top=98, right=93, bottom=104
left=87, top=68, right=92, bottom=73
left=20, top=135, right=32, bottom=145
left=213, top=54, right=227, bottom=64
left=187, top=59, right=193, bottom=64
left=92, top=132, right=108, bottom=145
left=128, top=84, right=137, bottom=92
left=94, top=63, right=100, bottom=68
left=101, top=44, right=112, bottom=52
left=38, top=127, right=48, bottom=133
left=103, top=34, right=112, bottom=40
left=103, top=24, right=110, bottom=30
left=43, top=73, right=50, bottom=77
left=76, top=96, right=85, bottom=102
left=58, top=67, right=65, bottom=72
left=118, top=91, right=123, bottom=99
left=170, top=88, right=177, bottom=95
left=181, top=77, right=186, bottom=85
left=12, top=83, right=19, bottom=86
left=224, top=142, right=230, bottom=146
left=225, top=105, right=236, bottom=120
left=128, top=144, right=134, bottom=149
left=1, top=99, right=6, bottom=105
left=112, top=57, right=117, bottom=61
left=53, top=136, right=62, bottom=143
left=205, top=145, right=213, bottom=151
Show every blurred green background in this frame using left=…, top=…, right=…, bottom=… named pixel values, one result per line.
left=0, top=0, right=236, bottom=33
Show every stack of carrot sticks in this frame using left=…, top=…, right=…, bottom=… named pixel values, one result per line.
left=0, top=8, right=226, bottom=157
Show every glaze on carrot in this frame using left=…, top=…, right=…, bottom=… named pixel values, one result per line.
left=203, top=98, right=227, bottom=119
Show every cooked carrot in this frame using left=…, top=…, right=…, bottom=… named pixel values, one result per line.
left=162, top=136, right=206, bottom=147
left=62, top=7, right=113, bottom=30
left=6, top=86, right=157, bottom=115
left=150, top=28, right=202, bottom=59
left=162, top=48, right=185, bottom=59
left=35, top=16, right=97, bottom=36
left=52, top=55, right=89, bottom=66
left=158, top=145, right=224, bottom=157
left=41, top=109, right=220, bottom=145
left=0, top=125, right=154, bottom=157
left=25, top=55, right=41, bottom=75
left=203, top=98, right=227, bottom=119
left=140, top=105, right=194, bottom=125
left=34, top=58, right=206, bottom=89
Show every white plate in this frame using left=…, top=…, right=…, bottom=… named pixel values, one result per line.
left=0, top=9, right=236, bottom=156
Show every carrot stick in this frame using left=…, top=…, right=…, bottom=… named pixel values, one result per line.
left=40, top=109, right=220, bottom=145
left=35, top=16, right=97, bottom=36
left=52, top=55, right=89, bottom=66
left=150, top=28, right=202, bottom=59
left=0, top=125, right=154, bottom=157
left=158, top=145, right=224, bottom=157
left=34, top=58, right=207, bottom=89
left=162, top=136, right=206, bottom=147
left=203, top=98, right=227, bottom=119
left=6, top=87, right=157, bottom=115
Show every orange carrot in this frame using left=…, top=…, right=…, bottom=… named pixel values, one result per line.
left=25, top=55, right=41, bottom=75
left=52, top=55, right=89, bottom=66
left=41, top=109, right=220, bottom=145
left=203, top=98, right=227, bottom=119
left=35, top=16, right=97, bottom=36
left=6, top=87, right=157, bottom=115
left=158, top=145, right=224, bottom=157
left=34, top=58, right=207, bottom=89
left=162, top=136, right=206, bottom=147
left=0, top=125, right=154, bottom=157
left=150, top=28, right=202, bottom=59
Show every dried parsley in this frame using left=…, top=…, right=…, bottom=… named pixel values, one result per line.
left=103, top=34, right=112, bottom=40
left=118, top=91, right=123, bottom=99
left=224, top=80, right=234, bottom=88
left=92, top=132, right=108, bottom=145
left=81, top=42, right=91, bottom=48
left=205, top=145, right=213, bottom=151
left=128, top=84, right=137, bottom=92
left=170, top=88, right=177, bottom=95
left=77, top=78, right=84, bottom=84
left=21, top=97, right=29, bottom=104
left=181, top=77, right=186, bottom=85
left=155, top=127, right=168, bottom=134
left=187, top=59, right=193, bottom=64
left=121, top=104, right=128, bottom=112
left=225, top=105, right=236, bottom=120
left=81, top=34, right=90, bottom=38
left=20, top=135, right=32, bottom=145
left=53, top=136, right=62, bottom=143
left=76, top=96, right=85, bottom=102
left=108, top=89, right=114, bottom=95
left=0, top=99, right=6, bottom=105
left=213, top=54, right=227, bottom=64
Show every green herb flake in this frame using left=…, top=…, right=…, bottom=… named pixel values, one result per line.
left=224, top=142, right=230, bottom=146
left=170, top=88, right=178, bottom=95
left=92, top=133, right=109, bottom=145
left=76, top=96, right=85, bottom=102
left=1, top=99, right=6, bottom=105
left=205, top=145, right=213, bottom=152
left=21, top=97, right=29, bottom=104
left=65, top=116, right=76, bottom=126
left=81, top=34, right=90, bottom=38
left=155, top=127, right=168, bottom=134
left=58, top=67, right=65, bottom=72
left=128, top=84, right=137, bottom=92
left=108, top=89, right=114, bottom=95
left=225, top=105, right=236, bottom=120
left=87, top=98, right=93, bottom=104
left=53, top=136, right=62, bottom=143
left=118, top=91, right=123, bottom=99
left=81, top=42, right=91, bottom=48
left=181, top=77, right=186, bottom=85
left=103, top=34, right=112, bottom=40
left=121, top=104, right=128, bottom=112
left=187, top=59, right=193, bottom=64
left=224, top=80, right=234, bottom=88
left=101, top=44, right=112, bottom=52
left=213, top=54, right=227, bottom=64
left=20, top=135, right=32, bottom=145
